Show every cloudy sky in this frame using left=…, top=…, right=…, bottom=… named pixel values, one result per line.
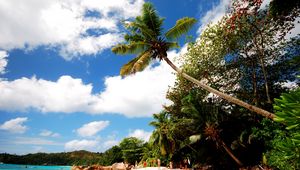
left=0, top=0, right=277, bottom=154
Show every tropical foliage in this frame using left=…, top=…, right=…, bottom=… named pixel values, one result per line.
left=119, top=137, right=145, bottom=165
left=266, top=87, right=300, bottom=169
left=112, top=2, right=275, bottom=119
left=0, top=150, right=104, bottom=166
left=141, top=0, right=300, bottom=169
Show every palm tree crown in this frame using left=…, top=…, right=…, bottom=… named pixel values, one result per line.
left=112, top=2, right=196, bottom=76
left=149, top=111, right=175, bottom=156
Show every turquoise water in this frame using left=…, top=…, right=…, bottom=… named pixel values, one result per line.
left=0, top=164, right=70, bottom=170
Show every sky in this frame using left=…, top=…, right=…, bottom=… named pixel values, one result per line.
left=0, top=0, right=283, bottom=154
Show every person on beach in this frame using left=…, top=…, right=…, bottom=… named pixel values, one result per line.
left=169, top=161, right=173, bottom=169
left=183, top=159, right=188, bottom=170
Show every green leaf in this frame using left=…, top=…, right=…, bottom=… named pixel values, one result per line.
left=132, top=51, right=152, bottom=73
left=165, top=17, right=197, bottom=40
left=274, top=88, right=300, bottom=131
left=120, top=51, right=152, bottom=76
left=141, top=2, right=163, bottom=36
left=286, top=124, right=299, bottom=130
left=124, top=21, right=157, bottom=40
left=166, top=42, right=180, bottom=49
left=112, top=44, right=130, bottom=54
left=120, top=57, right=140, bottom=76
left=112, top=42, right=149, bottom=55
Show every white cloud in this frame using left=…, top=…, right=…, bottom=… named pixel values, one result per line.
left=286, top=17, right=300, bottom=39
left=14, top=137, right=61, bottom=146
left=197, top=0, right=231, bottom=34
left=260, top=0, right=272, bottom=10
left=0, top=76, right=94, bottom=113
left=32, top=146, right=45, bottom=153
left=128, top=129, right=152, bottom=142
left=276, top=80, right=299, bottom=90
left=82, top=0, right=143, bottom=18
left=88, top=58, right=176, bottom=117
left=0, top=50, right=8, bottom=74
left=77, top=121, right=110, bottom=137
left=64, top=139, right=98, bottom=151
left=103, top=139, right=119, bottom=149
left=64, top=136, right=120, bottom=152
left=0, top=117, right=28, bottom=134
left=0, top=0, right=144, bottom=59
left=0, top=49, right=184, bottom=117
left=60, top=33, right=123, bottom=60
left=39, top=130, right=60, bottom=137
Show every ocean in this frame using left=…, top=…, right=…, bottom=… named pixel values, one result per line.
left=0, top=164, right=71, bottom=170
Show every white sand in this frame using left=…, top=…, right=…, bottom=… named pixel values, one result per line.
left=134, top=167, right=181, bottom=170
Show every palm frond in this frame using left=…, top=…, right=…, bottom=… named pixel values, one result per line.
left=124, top=34, right=144, bottom=42
left=120, top=57, right=140, bottom=76
left=166, top=42, right=180, bottom=49
left=165, top=17, right=197, bottom=40
left=149, top=121, right=160, bottom=128
left=142, top=2, right=163, bottom=36
left=124, top=21, right=157, bottom=40
left=120, top=51, right=152, bottom=76
left=132, top=51, right=152, bottom=73
left=111, top=44, right=130, bottom=54
left=112, top=42, right=149, bottom=55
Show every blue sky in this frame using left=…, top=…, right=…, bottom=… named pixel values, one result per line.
left=0, top=0, right=262, bottom=154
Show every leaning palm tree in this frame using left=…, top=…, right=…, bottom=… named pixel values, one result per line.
left=112, top=2, right=275, bottom=120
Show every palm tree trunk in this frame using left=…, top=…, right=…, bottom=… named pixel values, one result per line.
left=161, top=55, right=275, bottom=120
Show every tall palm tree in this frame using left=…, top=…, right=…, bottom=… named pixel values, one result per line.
left=111, top=2, right=275, bottom=120
left=149, top=111, right=175, bottom=157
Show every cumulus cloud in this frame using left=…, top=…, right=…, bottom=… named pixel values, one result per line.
left=14, top=137, right=61, bottom=145
left=64, top=137, right=119, bottom=152
left=88, top=58, right=176, bottom=117
left=103, top=139, right=119, bottom=149
left=0, top=117, right=28, bottom=134
left=0, top=76, right=94, bottom=113
left=64, top=139, right=98, bottom=151
left=0, top=0, right=144, bottom=59
left=128, top=129, right=152, bottom=142
left=197, top=0, right=231, bottom=34
left=60, top=33, right=122, bottom=59
left=0, top=50, right=184, bottom=117
left=39, top=130, right=60, bottom=137
left=0, top=50, right=8, bottom=74
left=77, top=121, right=110, bottom=137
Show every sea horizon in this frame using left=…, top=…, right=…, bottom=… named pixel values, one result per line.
left=0, top=163, right=71, bottom=170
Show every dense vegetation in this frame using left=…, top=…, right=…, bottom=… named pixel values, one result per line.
left=0, top=138, right=143, bottom=166
left=112, top=0, right=300, bottom=169
left=0, top=150, right=103, bottom=166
